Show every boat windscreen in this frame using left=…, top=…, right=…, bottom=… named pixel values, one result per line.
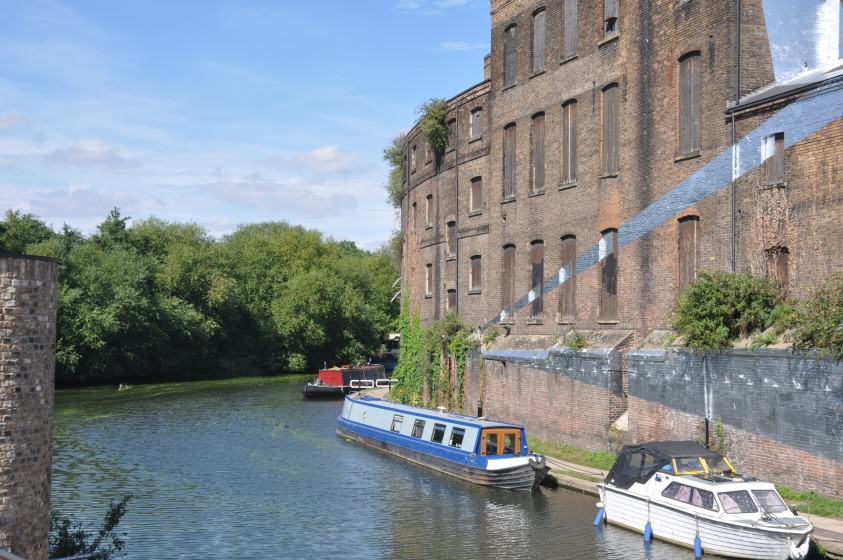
left=605, top=449, right=669, bottom=489
left=606, top=441, right=731, bottom=488
left=752, top=489, right=788, bottom=513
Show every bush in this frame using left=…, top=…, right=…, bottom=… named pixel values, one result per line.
left=672, top=272, right=784, bottom=352
left=50, top=495, right=131, bottom=559
left=791, top=274, right=843, bottom=362
left=383, top=133, right=406, bottom=209
left=418, top=98, right=449, bottom=161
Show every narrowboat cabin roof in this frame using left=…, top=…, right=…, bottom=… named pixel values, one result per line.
left=348, top=395, right=523, bottom=430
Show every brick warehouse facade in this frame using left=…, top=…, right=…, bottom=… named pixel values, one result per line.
left=397, top=1, right=843, bottom=495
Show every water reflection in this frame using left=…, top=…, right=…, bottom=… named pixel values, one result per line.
left=53, top=378, right=697, bottom=559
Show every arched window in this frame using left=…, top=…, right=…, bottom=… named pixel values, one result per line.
left=469, top=255, right=482, bottom=292
left=504, top=24, right=517, bottom=86
left=559, top=235, right=576, bottom=319
left=602, top=84, right=619, bottom=175
left=561, top=100, right=577, bottom=184
left=599, top=229, right=618, bottom=321
left=502, top=244, right=516, bottom=320
left=532, top=8, right=546, bottom=73
left=679, top=52, right=701, bottom=155
left=503, top=123, right=517, bottom=199
left=678, top=216, right=699, bottom=291
left=531, top=113, right=546, bottom=194
left=470, top=176, right=483, bottom=213
left=563, top=0, right=577, bottom=59
left=530, top=240, right=544, bottom=320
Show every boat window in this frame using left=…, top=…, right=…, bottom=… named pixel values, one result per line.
left=752, top=490, right=788, bottom=513
left=431, top=423, right=446, bottom=444
left=703, top=455, right=734, bottom=474
left=719, top=490, right=758, bottom=514
left=675, top=456, right=704, bottom=473
left=411, top=419, right=425, bottom=438
left=662, top=482, right=717, bottom=511
left=450, top=427, right=466, bottom=448
left=390, top=414, right=403, bottom=433
left=485, top=432, right=499, bottom=455
left=503, top=432, right=517, bottom=455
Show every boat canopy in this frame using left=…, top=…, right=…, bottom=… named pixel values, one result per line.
left=606, top=441, right=735, bottom=489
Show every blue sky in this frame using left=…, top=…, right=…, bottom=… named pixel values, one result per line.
left=0, top=0, right=490, bottom=250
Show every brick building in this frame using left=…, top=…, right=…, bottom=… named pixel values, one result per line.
left=399, top=0, right=843, bottom=336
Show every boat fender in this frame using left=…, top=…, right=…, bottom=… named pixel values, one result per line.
left=693, top=535, right=703, bottom=558
left=788, top=536, right=810, bottom=560
left=644, top=521, right=652, bottom=542
left=593, top=507, right=605, bottom=527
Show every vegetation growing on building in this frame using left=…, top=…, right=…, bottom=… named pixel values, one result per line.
left=383, top=133, right=406, bottom=209
left=392, top=302, right=477, bottom=411
left=418, top=98, right=449, bottom=161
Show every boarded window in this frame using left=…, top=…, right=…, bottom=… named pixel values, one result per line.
left=447, top=220, right=457, bottom=257
left=504, top=24, right=517, bottom=86
left=678, top=216, right=698, bottom=292
left=766, top=246, right=789, bottom=293
left=470, top=108, right=483, bottom=139
left=562, top=100, right=577, bottom=184
left=425, top=194, right=433, bottom=227
left=531, top=113, right=545, bottom=194
left=530, top=241, right=544, bottom=320
left=470, top=176, right=483, bottom=212
left=599, top=229, right=618, bottom=321
left=563, top=0, right=577, bottom=58
left=679, top=52, right=701, bottom=155
left=503, top=124, right=517, bottom=199
left=604, top=0, right=619, bottom=36
left=765, top=132, right=785, bottom=185
left=411, top=144, right=417, bottom=172
left=470, top=255, right=482, bottom=291
left=602, top=84, right=619, bottom=176
left=447, top=118, right=456, bottom=150
left=532, top=9, right=546, bottom=73
left=502, top=244, right=516, bottom=319
left=446, top=289, right=457, bottom=311
left=559, top=235, right=576, bottom=319
left=425, top=263, right=432, bottom=296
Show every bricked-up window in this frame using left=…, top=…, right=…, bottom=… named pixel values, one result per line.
left=447, top=118, right=456, bottom=151
left=412, top=202, right=417, bottom=230
left=502, top=244, right=516, bottom=320
left=765, top=132, right=785, bottom=186
left=446, top=220, right=457, bottom=258
left=530, top=241, right=544, bottom=320
left=678, top=216, right=698, bottom=292
left=470, top=107, right=483, bottom=140
left=532, top=9, right=546, bottom=73
left=599, top=229, right=618, bottom=321
left=425, top=194, right=433, bottom=228
left=446, top=289, right=457, bottom=311
left=425, top=263, right=432, bottom=297
left=766, top=246, right=789, bottom=293
left=531, top=113, right=546, bottom=194
left=411, top=144, right=417, bottom=172
left=604, top=0, right=619, bottom=37
left=504, top=24, right=517, bottom=87
left=561, top=100, right=577, bottom=184
left=503, top=123, right=517, bottom=199
left=679, top=52, right=701, bottom=156
left=563, top=0, right=577, bottom=59
left=602, top=84, right=619, bottom=176
left=559, top=235, right=576, bottom=319
left=470, top=255, right=482, bottom=292
left=470, top=176, right=483, bottom=212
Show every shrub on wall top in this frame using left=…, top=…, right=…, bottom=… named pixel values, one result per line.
left=791, top=274, right=843, bottom=362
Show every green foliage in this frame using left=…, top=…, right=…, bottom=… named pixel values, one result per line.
left=418, top=98, right=449, bottom=161
left=392, top=306, right=475, bottom=410
left=777, top=486, right=843, bottom=519
left=711, top=418, right=731, bottom=455
left=481, top=325, right=499, bottom=346
left=564, top=330, right=590, bottom=351
left=14, top=210, right=398, bottom=386
left=50, top=495, right=131, bottom=559
left=383, top=133, right=406, bottom=209
left=672, top=272, right=784, bottom=352
left=791, top=274, right=843, bottom=362
left=527, top=436, right=617, bottom=471
left=0, top=209, right=54, bottom=253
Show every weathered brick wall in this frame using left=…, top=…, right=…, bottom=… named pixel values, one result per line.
left=464, top=344, right=627, bottom=452
left=0, top=255, right=59, bottom=560
left=627, top=348, right=843, bottom=498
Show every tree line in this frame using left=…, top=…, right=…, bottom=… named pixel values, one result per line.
left=0, top=209, right=398, bottom=386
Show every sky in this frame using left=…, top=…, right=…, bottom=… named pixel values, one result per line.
left=0, top=0, right=491, bottom=250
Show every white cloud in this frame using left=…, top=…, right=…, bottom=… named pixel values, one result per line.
left=0, top=112, right=29, bottom=131
left=267, top=144, right=366, bottom=175
left=47, top=139, right=137, bottom=168
left=439, top=41, right=488, bottom=52
left=396, top=0, right=474, bottom=13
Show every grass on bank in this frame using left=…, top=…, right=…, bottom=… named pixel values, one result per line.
left=527, top=437, right=617, bottom=471
left=777, top=486, right=843, bottom=519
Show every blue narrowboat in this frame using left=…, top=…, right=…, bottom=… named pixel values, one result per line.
left=337, top=395, right=549, bottom=491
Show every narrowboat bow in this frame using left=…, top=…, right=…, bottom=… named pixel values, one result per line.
left=597, top=441, right=813, bottom=560
left=337, top=395, right=549, bottom=491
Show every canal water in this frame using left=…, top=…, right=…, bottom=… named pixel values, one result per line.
left=53, top=376, right=701, bottom=559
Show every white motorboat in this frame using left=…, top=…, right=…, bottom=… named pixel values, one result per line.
left=597, top=441, right=813, bottom=559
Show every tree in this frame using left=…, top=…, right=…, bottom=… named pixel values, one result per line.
left=50, top=495, right=131, bottom=559
left=0, top=210, right=54, bottom=253
left=383, top=133, right=406, bottom=209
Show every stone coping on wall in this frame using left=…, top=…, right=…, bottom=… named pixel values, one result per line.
left=0, top=251, right=60, bottom=263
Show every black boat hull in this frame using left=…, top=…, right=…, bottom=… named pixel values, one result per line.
left=302, top=384, right=347, bottom=399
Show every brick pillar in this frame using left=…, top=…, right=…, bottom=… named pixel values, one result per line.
left=0, top=254, right=59, bottom=560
